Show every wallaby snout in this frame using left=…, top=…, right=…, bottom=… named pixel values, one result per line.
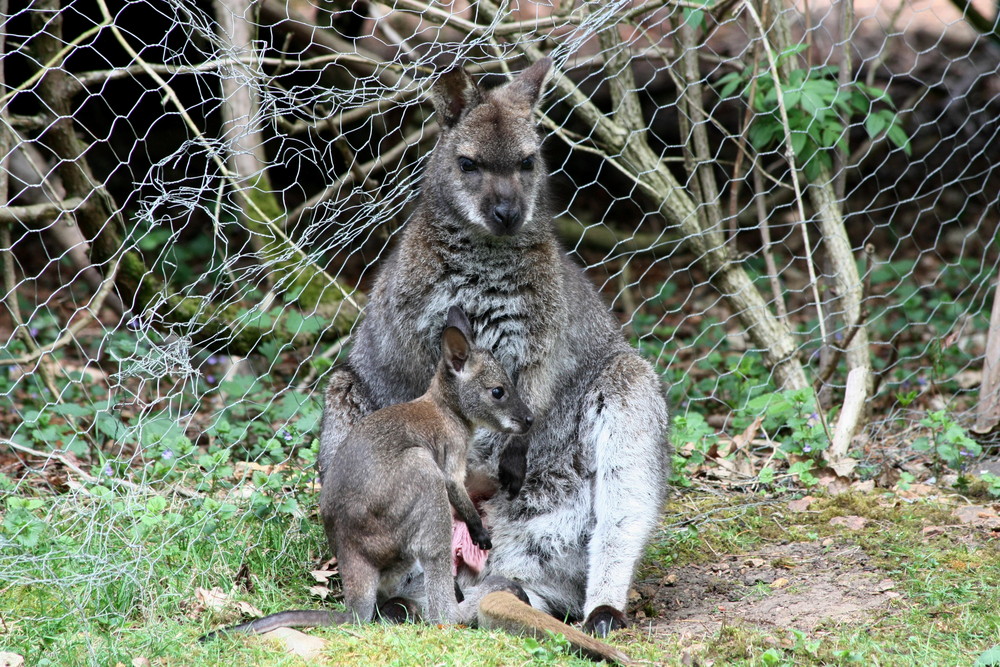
left=502, top=408, right=533, bottom=435
left=491, top=200, right=522, bottom=235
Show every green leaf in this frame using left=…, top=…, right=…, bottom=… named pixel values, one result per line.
left=865, top=112, right=888, bottom=138
left=886, top=123, right=912, bottom=154
left=976, top=646, right=1000, bottom=666
left=682, top=7, right=705, bottom=28
left=790, top=131, right=808, bottom=156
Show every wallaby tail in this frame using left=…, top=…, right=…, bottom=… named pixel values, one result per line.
left=477, top=592, right=633, bottom=665
left=199, top=610, right=349, bottom=642
left=199, top=597, right=421, bottom=642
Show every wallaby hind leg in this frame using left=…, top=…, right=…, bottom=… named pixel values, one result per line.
left=338, top=550, right=380, bottom=623
left=579, top=352, right=669, bottom=632
left=420, top=550, right=459, bottom=625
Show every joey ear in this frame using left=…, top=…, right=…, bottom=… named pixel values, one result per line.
left=442, top=326, right=471, bottom=374
left=445, top=305, right=473, bottom=338
left=431, top=67, right=483, bottom=127
left=502, top=57, right=552, bottom=110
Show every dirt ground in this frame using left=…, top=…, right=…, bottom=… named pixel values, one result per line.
left=629, top=540, right=900, bottom=640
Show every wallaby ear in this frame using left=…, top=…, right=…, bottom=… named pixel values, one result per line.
left=502, top=57, right=552, bottom=110
left=445, top=305, right=473, bottom=338
left=431, top=67, right=483, bottom=127
left=442, top=326, right=471, bottom=374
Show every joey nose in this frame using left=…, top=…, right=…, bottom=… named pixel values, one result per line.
left=519, top=414, right=534, bottom=433
left=492, top=203, right=521, bottom=232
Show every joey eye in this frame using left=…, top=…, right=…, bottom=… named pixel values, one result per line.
left=491, top=387, right=505, bottom=400
left=459, top=157, right=478, bottom=172
left=520, top=156, right=535, bottom=171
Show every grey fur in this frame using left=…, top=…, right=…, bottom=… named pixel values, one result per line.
left=319, top=58, right=671, bottom=629
left=323, top=308, right=533, bottom=625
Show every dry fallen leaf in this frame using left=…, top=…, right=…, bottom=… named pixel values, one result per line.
left=953, top=505, right=1000, bottom=529
left=195, top=586, right=230, bottom=611
left=922, top=525, right=948, bottom=538
left=815, top=468, right=852, bottom=495
left=261, top=627, right=329, bottom=660
left=787, top=495, right=817, bottom=512
left=235, top=601, right=264, bottom=617
left=234, top=461, right=289, bottom=479
left=131, top=658, right=152, bottom=667
left=309, top=585, right=332, bottom=599
left=0, top=654, right=25, bottom=667
left=744, top=558, right=765, bottom=568
left=851, top=480, right=875, bottom=493
left=310, top=567, right=338, bottom=583
left=769, top=577, right=790, bottom=590
left=829, top=515, right=868, bottom=531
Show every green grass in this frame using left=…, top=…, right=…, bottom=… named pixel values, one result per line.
left=2, top=485, right=999, bottom=666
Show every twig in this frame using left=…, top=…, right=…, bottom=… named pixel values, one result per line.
left=813, top=244, right=873, bottom=388
left=73, top=53, right=389, bottom=91
left=0, top=19, right=111, bottom=105
left=1, top=437, right=202, bottom=499
left=285, top=125, right=433, bottom=231
left=0, top=198, right=85, bottom=226
left=739, top=0, right=827, bottom=345
left=753, top=164, right=789, bottom=324
left=294, top=335, right=350, bottom=392
left=95, top=0, right=359, bottom=311
left=8, top=255, right=120, bottom=366
left=2, top=437, right=106, bottom=486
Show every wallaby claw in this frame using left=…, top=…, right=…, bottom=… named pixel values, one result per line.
left=473, top=530, right=492, bottom=551
left=582, top=605, right=628, bottom=638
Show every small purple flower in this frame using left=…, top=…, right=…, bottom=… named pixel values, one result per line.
left=127, top=317, right=142, bottom=330
left=917, top=378, right=928, bottom=386
left=279, top=429, right=293, bottom=441
left=207, top=356, right=219, bottom=365
left=161, top=449, right=174, bottom=460
left=961, top=450, right=973, bottom=457
left=802, top=444, right=813, bottom=453
left=834, top=331, right=843, bottom=341
left=103, top=464, right=114, bottom=476
left=206, top=374, right=216, bottom=384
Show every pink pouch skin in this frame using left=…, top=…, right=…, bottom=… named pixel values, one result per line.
left=451, top=518, right=489, bottom=576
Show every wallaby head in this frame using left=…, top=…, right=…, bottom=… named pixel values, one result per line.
left=427, top=59, right=552, bottom=237
left=439, top=306, right=534, bottom=435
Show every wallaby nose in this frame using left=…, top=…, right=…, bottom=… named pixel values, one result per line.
left=492, top=203, right=521, bottom=232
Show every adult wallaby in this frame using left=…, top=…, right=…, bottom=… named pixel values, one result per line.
left=319, top=58, right=672, bottom=636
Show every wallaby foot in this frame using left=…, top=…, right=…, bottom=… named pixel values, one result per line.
left=375, top=597, right=421, bottom=623
left=582, top=605, right=628, bottom=637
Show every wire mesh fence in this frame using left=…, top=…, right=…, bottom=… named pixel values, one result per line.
left=1, top=0, right=999, bottom=657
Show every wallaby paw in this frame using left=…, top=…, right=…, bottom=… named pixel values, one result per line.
left=376, top=597, right=421, bottom=624
left=472, top=529, right=492, bottom=551
left=498, top=440, right=528, bottom=499
left=582, top=605, right=628, bottom=637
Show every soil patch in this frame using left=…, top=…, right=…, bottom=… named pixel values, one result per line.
left=630, top=541, right=900, bottom=638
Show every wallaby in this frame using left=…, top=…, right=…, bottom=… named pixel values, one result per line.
left=318, top=57, right=672, bottom=638
left=323, top=305, right=532, bottom=624
left=202, top=307, right=533, bottom=629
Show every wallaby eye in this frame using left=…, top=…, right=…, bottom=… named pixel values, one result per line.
left=459, top=157, right=478, bottom=172
left=521, top=156, right=535, bottom=171
left=491, top=387, right=505, bottom=400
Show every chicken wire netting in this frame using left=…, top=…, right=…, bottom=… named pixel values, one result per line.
left=1, top=0, right=999, bottom=644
